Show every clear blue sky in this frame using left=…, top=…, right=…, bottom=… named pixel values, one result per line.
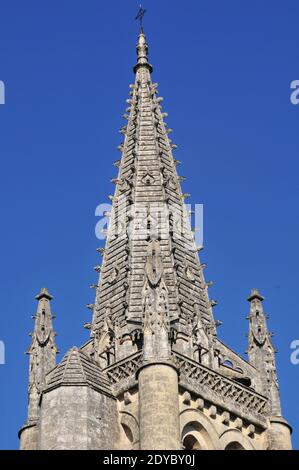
left=0, top=0, right=298, bottom=450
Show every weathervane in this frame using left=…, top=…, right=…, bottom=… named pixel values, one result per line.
left=135, top=4, right=147, bottom=33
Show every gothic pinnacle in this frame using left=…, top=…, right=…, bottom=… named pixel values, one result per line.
left=25, top=287, right=58, bottom=422
left=246, top=286, right=282, bottom=415
left=133, top=29, right=153, bottom=74
left=247, top=288, right=264, bottom=302
left=35, top=287, right=53, bottom=301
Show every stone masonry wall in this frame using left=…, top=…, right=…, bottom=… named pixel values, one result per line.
left=39, top=386, right=118, bottom=450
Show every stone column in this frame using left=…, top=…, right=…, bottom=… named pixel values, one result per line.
left=19, top=423, right=38, bottom=450
left=267, top=416, right=292, bottom=450
left=138, top=362, right=181, bottom=450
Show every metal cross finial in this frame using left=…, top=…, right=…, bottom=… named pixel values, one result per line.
left=135, top=4, right=147, bottom=33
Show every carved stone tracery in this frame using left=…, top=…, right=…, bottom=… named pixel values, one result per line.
left=142, top=238, right=170, bottom=360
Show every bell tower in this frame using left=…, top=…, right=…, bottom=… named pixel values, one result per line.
left=20, top=15, right=293, bottom=451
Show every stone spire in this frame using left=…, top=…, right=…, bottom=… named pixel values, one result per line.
left=134, top=31, right=153, bottom=73
left=26, top=288, right=58, bottom=422
left=90, top=26, right=217, bottom=366
left=247, top=288, right=281, bottom=416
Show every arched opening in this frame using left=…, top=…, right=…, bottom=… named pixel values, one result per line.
left=220, top=429, right=255, bottom=450
left=183, top=434, right=201, bottom=450
left=181, top=421, right=215, bottom=450
left=223, top=360, right=234, bottom=368
left=225, top=441, right=245, bottom=450
left=234, top=376, right=252, bottom=387
left=119, top=412, right=139, bottom=450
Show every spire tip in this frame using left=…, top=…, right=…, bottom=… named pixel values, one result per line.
left=135, top=5, right=147, bottom=34
left=247, top=288, right=264, bottom=302
left=35, top=287, right=53, bottom=301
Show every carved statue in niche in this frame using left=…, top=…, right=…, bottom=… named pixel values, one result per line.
left=142, top=238, right=170, bottom=360
left=192, top=303, right=211, bottom=367
left=93, top=308, right=116, bottom=368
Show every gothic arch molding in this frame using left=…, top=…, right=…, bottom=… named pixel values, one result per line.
left=180, top=408, right=221, bottom=450
left=219, top=429, right=255, bottom=450
left=119, top=411, right=139, bottom=449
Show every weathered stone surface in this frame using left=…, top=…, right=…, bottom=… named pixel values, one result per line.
left=39, top=386, right=118, bottom=450
left=19, top=423, right=38, bottom=451
left=138, top=364, right=180, bottom=450
left=266, top=417, right=293, bottom=450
